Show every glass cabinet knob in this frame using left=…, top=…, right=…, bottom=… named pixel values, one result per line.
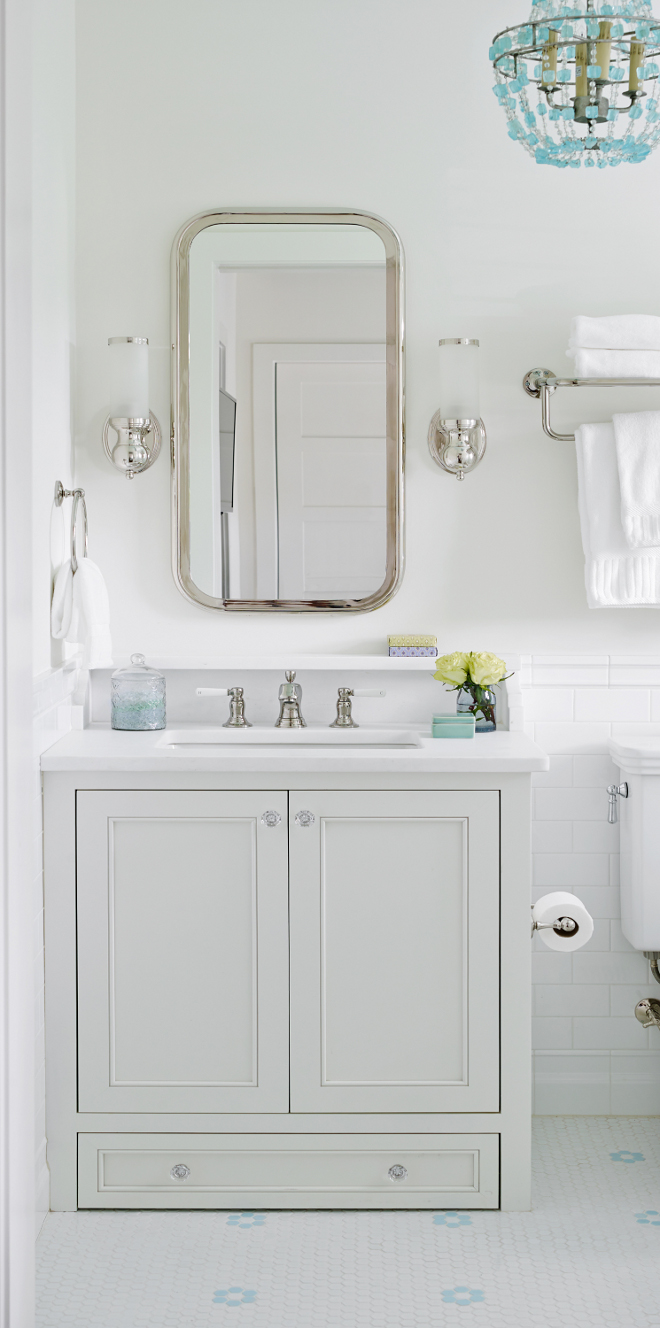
left=388, top=1164, right=408, bottom=1182
left=295, top=810, right=315, bottom=827
left=170, top=1164, right=191, bottom=1181
left=261, top=810, right=282, bottom=827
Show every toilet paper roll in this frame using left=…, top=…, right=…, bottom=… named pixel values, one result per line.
left=532, top=891, right=594, bottom=951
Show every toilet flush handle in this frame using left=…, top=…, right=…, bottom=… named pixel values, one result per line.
left=607, top=782, right=628, bottom=824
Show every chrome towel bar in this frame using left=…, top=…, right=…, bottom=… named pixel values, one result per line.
left=523, top=367, right=660, bottom=443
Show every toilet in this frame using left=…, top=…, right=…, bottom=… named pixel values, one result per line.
left=610, top=736, right=660, bottom=954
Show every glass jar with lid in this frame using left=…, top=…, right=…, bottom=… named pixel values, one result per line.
left=111, top=654, right=166, bottom=731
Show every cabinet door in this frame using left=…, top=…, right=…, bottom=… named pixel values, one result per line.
left=77, top=791, right=289, bottom=1113
left=289, top=790, right=499, bottom=1113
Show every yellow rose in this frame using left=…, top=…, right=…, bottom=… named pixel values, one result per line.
left=433, top=651, right=470, bottom=686
left=468, top=652, right=508, bottom=687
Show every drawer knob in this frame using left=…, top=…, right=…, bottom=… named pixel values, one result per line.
left=170, top=1164, right=191, bottom=1181
left=261, top=810, right=282, bottom=827
left=295, top=809, right=315, bottom=827
left=388, top=1164, right=408, bottom=1182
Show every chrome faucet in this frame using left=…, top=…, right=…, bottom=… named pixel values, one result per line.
left=196, top=686, right=251, bottom=728
left=275, top=671, right=306, bottom=728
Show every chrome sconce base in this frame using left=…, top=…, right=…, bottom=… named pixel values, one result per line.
left=427, top=412, right=487, bottom=480
left=102, top=413, right=162, bottom=479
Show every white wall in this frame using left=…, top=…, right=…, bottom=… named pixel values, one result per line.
left=32, top=0, right=77, bottom=1235
left=69, top=1, right=660, bottom=1113
left=1, top=0, right=38, bottom=1321
left=32, top=0, right=75, bottom=676
left=74, top=0, right=660, bottom=662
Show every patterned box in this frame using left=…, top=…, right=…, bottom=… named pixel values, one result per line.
left=388, top=646, right=438, bottom=657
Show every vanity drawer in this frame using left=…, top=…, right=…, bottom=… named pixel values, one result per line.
left=78, top=1132, right=499, bottom=1209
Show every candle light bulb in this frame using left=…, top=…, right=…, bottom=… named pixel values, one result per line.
left=575, top=41, right=589, bottom=96
left=596, top=21, right=612, bottom=81
left=629, top=39, right=645, bottom=93
left=542, top=29, right=558, bottom=87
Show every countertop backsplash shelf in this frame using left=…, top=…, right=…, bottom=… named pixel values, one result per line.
left=87, top=661, right=514, bottom=731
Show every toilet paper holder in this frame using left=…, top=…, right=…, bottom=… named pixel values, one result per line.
left=531, top=892, right=593, bottom=950
left=531, top=911, right=579, bottom=939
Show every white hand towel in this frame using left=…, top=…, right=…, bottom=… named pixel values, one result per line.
left=67, top=559, right=114, bottom=668
left=568, top=314, right=660, bottom=351
left=613, top=409, right=660, bottom=548
left=576, top=422, right=660, bottom=607
left=50, top=561, right=73, bottom=639
left=568, top=347, right=660, bottom=378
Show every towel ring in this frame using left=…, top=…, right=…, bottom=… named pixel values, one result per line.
left=54, top=480, right=88, bottom=573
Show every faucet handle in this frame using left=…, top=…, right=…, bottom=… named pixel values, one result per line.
left=196, top=686, right=251, bottom=728
left=330, top=687, right=386, bottom=729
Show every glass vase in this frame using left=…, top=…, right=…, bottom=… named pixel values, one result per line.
left=456, top=685, right=497, bottom=733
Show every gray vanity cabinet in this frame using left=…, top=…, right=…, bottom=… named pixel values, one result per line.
left=45, top=768, right=536, bottom=1211
left=288, top=789, right=499, bottom=1114
left=76, top=787, right=499, bottom=1119
left=76, top=790, right=290, bottom=1114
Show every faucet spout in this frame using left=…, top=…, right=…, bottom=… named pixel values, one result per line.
left=275, top=670, right=306, bottom=728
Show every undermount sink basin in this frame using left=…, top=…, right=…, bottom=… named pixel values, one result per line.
left=157, top=727, right=423, bottom=750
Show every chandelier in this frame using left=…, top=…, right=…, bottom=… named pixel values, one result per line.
left=491, top=0, right=660, bottom=167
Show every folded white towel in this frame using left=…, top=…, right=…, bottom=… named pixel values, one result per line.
left=576, top=422, right=660, bottom=607
left=568, top=315, right=660, bottom=351
left=66, top=559, right=113, bottom=668
left=613, top=409, right=660, bottom=549
left=50, top=561, right=73, bottom=639
left=568, top=348, right=660, bottom=378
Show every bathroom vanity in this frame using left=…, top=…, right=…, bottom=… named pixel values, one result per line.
left=42, top=720, right=547, bottom=1212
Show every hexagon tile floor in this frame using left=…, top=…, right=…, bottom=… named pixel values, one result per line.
left=37, top=1118, right=660, bottom=1328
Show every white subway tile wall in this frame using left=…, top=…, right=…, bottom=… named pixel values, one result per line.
left=517, top=655, right=660, bottom=1115
left=33, top=664, right=79, bottom=1233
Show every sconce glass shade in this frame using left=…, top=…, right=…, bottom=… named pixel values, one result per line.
left=108, top=336, right=149, bottom=418
left=438, top=338, right=481, bottom=420
left=491, top=1, right=660, bottom=169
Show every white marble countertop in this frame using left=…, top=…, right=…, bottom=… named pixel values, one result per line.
left=41, top=725, right=549, bottom=774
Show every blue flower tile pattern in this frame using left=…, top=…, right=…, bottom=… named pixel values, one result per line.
left=433, top=1211, right=473, bottom=1228
left=213, top=1288, right=257, bottom=1307
left=226, top=1212, right=266, bottom=1229
left=441, top=1287, right=485, bottom=1305
left=34, top=1121, right=660, bottom=1328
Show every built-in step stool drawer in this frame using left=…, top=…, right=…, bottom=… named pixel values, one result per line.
left=78, top=1133, right=499, bottom=1209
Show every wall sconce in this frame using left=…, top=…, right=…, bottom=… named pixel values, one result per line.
left=102, top=337, right=162, bottom=479
left=428, top=338, right=487, bottom=481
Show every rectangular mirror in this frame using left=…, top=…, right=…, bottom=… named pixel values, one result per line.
left=171, top=210, right=404, bottom=611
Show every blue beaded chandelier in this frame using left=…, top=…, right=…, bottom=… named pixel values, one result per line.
left=491, top=0, right=660, bottom=166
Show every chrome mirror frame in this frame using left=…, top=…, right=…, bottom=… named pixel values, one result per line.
left=171, top=208, right=405, bottom=612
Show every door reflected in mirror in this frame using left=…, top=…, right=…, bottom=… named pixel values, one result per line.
left=174, top=213, right=403, bottom=612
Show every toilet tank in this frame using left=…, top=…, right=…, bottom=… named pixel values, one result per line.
left=610, top=737, right=660, bottom=951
